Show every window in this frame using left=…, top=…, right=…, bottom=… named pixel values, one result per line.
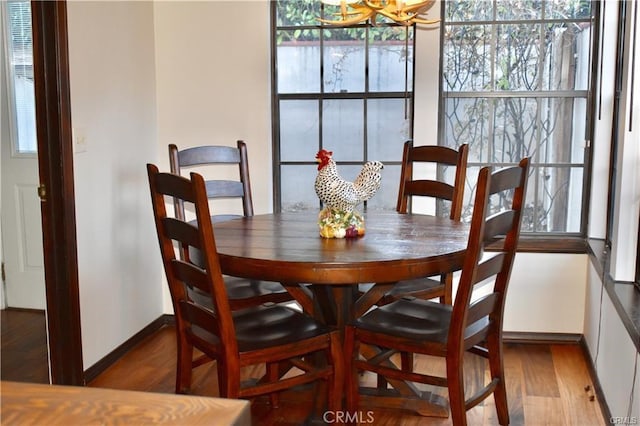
left=272, top=0, right=415, bottom=212
left=2, top=0, right=36, bottom=155
left=441, top=0, right=595, bottom=235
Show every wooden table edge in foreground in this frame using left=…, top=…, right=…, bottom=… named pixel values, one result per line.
left=0, top=381, right=251, bottom=425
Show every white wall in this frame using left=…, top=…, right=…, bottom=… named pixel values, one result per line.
left=585, top=264, right=639, bottom=419
left=153, top=0, right=272, bottom=312
left=67, top=1, right=162, bottom=368
left=505, top=253, right=587, bottom=333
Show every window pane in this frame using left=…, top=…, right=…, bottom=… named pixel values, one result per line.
left=323, top=29, right=365, bottom=93
left=539, top=97, right=586, bottom=164
left=443, top=24, right=492, bottom=92
left=446, top=0, right=493, bottom=22
left=280, top=100, right=319, bottom=162
left=542, top=23, right=592, bottom=91
left=495, top=24, right=541, bottom=91
left=369, top=27, right=413, bottom=92
left=281, top=165, right=319, bottom=212
left=443, top=97, right=491, bottom=163
left=277, top=30, right=321, bottom=94
left=275, top=0, right=323, bottom=26
left=366, top=164, right=400, bottom=211
left=496, top=0, right=542, bottom=21
left=545, top=0, right=592, bottom=20
left=322, top=99, right=364, bottom=161
left=367, top=98, right=411, bottom=161
left=493, top=97, right=538, bottom=163
left=529, top=166, right=583, bottom=232
left=5, top=0, right=36, bottom=154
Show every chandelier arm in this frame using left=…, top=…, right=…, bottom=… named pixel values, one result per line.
left=318, top=4, right=375, bottom=25
left=402, top=0, right=437, bottom=13
left=407, top=16, right=440, bottom=24
left=377, top=8, right=417, bottom=23
left=362, top=0, right=386, bottom=11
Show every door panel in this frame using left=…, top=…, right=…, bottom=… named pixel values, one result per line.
left=1, top=154, right=45, bottom=309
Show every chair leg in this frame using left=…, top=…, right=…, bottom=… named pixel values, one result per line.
left=441, top=273, right=453, bottom=305
left=327, top=331, right=345, bottom=412
left=376, top=374, right=388, bottom=389
left=446, top=353, right=467, bottom=426
left=218, top=358, right=241, bottom=399
left=175, top=334, right=193, bottom=394
left=267, top=362, right=280, bottom=408
left=343, top=325, right=360, bottom=418
left=487, top=333, right=509, bottom=425
left=401, top=351, right=414, bottom=372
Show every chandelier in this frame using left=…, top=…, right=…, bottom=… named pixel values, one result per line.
left=318, top=0, right=439, bottom=26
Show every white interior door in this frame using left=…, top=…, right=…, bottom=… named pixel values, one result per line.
left=0, top=1, right=45, bottom=310
left=0, top=155, right=45, bottom=309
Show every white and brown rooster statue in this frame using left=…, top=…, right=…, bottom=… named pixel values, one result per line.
left=314, top=149, right=383, bottom=238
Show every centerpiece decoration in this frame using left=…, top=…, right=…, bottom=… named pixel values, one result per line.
left=314, top=149, right=383, bottom=238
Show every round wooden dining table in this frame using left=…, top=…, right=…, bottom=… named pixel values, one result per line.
left=213, top=210, right=469, bottom=330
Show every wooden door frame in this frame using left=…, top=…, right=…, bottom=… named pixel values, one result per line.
left=31, top=0, right=84, bottom=385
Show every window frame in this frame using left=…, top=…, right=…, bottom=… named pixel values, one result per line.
left=270, top=1, right=417, bottom=213
left=438, top=0, right=599, bottom=251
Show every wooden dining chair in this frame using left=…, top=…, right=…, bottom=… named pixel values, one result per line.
left=362, top=141, right=469, bottom=306
left=169, top=142, right=293, bottom=309
left=345, top=158, right=529, bottom=425
left=147, top=163, right=344, bottom=409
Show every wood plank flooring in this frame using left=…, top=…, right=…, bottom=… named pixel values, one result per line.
left=0, top=309, right=49, bottom=384
left=87, top=325, right=606, bottom=425
left=0, top=309, right=605, bottom=425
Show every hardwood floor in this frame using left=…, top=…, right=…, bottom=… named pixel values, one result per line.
left=0, top=309, right=49, bottom=384
left=0, top=309, right=605, bottom=424
left=87, top=325, right=606, bottom=425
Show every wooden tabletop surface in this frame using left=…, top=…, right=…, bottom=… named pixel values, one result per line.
left=213, top=210, right=469, bottom=285
left=1, top=381, right=251, bottom=425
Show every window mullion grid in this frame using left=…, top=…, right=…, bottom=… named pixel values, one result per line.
left=364, top=25, right=370, bottom=163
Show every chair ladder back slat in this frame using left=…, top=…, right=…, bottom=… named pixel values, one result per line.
left=489, top=165, right=527, bottom=194
left=163, top=218, right=201, bottom=250
left=177, top=145, right=241, bottom=166
left=474, top=252, right=506, bottom=284
left=180, top=300, right=219, bottom=337
left=408, top=145, right=460, bottom=165
left=171, top=259, right=211, bottom=295
left=466, top=292, right=499, bottom=326
left=205, top=180, right=246, bottom=199
left=404, top=180, right=455, bottom=201
left=155, top=172, right=197, bottom=203
left=483, top=211, right=516, bottom=245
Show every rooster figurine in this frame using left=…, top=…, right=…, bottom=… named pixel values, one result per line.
left=314, top=149, right=383, bottom=238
